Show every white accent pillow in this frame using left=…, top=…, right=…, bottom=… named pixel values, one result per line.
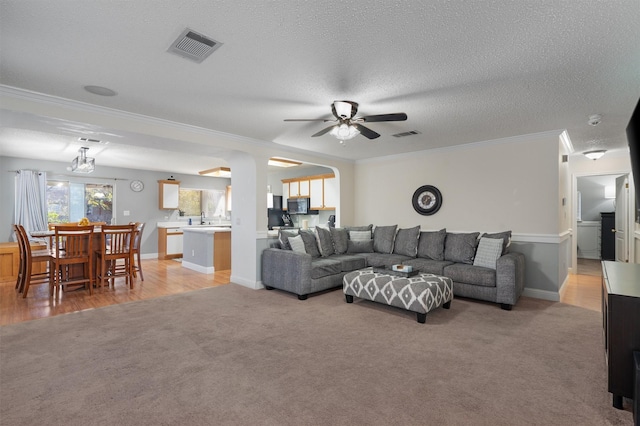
left=349, top=230, right=372, bottom=241
left=473, top=237, right=504, bottom=269
left=288, top=235, right=306, bottom=253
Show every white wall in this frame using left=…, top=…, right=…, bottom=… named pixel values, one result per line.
left=354, top=131, right=560, bottom=234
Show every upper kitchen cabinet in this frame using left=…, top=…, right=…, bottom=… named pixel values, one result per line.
left=283, top=173, right=336, bottom=210
left=158, top=180, right=180, bottom=210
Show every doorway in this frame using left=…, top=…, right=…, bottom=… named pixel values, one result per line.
left=573, top=172, right=632, bottom=275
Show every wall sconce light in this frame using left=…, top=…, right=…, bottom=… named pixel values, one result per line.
left=584, top=150, right=607, bottom=160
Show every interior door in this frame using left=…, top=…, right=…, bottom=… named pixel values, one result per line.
left=614, top=175, right=629, bottom=262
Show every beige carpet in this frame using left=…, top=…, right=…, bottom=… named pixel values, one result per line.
left=0, top=284, right=633, bottom=425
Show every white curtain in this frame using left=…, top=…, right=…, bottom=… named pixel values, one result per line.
left=14, top=170, right=48, bottom=241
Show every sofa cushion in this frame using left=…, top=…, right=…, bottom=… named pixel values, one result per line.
left=299, top=229, right=321, bottom=258
left=443, top=263, right=496, bottom=287
left=473, top=237, right=504, bottom=269
left=444, top=232, right=480, bottom=264
left=373, top=225, right=397, bottom=254
left=288, top=235, right=306, bottom=253
left=310, top=258, right=342, bottom=279
left=364, top=253, right=412, bottom=269
left=482, top=231, right=512, bottom=254
left=278, top=229, right=299, bottom=250
left=392, top=226, right=420, bottom=257
left=349, top=230, right=372, bottom=241
left=331, top=254, right=367, bottom=272
left=315, top=226, right=335, bottom=257
left=403, top=258, right=455, bottom=276
left=330, top=227, right=349, bottom=254
left=347, top=239, right=374, bottom=253
left=417, top=228, right=446, bottom=260
left=345, top=224, right=373, bottom=232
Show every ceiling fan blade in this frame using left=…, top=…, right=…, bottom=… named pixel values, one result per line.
left=360, top=113, right=408, bottom=122
left=284, top=118, right=333, bottom=122
left=311, top=125, right=337, bottom=137
left=353, top=123, right=380, bottom=139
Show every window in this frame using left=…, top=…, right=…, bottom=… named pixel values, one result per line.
left=179, top=189, right=226, bottom=218
left=47, top=180, right=113, bottom=224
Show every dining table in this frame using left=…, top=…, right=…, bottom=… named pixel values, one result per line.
left=30, top=225, right=132, bottom=290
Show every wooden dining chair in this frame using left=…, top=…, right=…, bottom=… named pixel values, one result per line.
left=51, top=225, right=95, bottom=296
left=95, top=224, right=136, bottom=290
left=129, top=222, right=145, bottom=281
left=13, top=224, right=54, bottom=298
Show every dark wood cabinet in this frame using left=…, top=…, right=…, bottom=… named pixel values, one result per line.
left=601, top=261, right=640, bottom=410
left=600, top=212, right=615, bottom=261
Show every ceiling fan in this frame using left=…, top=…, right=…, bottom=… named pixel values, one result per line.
left=284, top=100, right=407, bottom=141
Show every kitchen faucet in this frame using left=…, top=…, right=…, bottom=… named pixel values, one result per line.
left=200, top=211, right=205, bottom=225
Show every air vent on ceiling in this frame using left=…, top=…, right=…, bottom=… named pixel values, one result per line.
left=392, top=130, right=421, bottom=138
left=78, top=137, right=103, bottom=144
left=168, top=28, right=223, bottom=63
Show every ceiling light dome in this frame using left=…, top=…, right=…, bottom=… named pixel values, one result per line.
left=584, top=149, right=607, bottom=160
left=330, top=123, right=360, bottom=141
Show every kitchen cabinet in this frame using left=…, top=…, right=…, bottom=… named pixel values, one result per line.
left=283, top=173, right=336, bottom=210
left=158, top=180, right=180, bottom=210
left=323, top=176, right=338, bottom=208
left=158, top=227, right=183, bottom=259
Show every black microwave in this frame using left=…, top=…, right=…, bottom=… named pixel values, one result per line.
left=287, top=198, right=310, bottom=215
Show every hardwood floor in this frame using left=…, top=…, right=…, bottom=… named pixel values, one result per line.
left=1, top=257, right=604, bottom=326
left=560, top=258, right=603, bottom=312
left=0, top=259, right=230, bottom=326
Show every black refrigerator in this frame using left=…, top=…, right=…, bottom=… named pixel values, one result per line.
left=268, top=195, right=284, bottom=230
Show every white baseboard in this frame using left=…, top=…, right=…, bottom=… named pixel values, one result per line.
left=231, top=275, right=263, bottom=290
left=522, top=287, right=560, bottom=302
left=181, top=261, right=214, bottom=274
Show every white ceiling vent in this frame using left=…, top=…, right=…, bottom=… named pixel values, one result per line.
left=168, top=28, right=222, bottom=63
left=392, top=130, right=421, bottom=138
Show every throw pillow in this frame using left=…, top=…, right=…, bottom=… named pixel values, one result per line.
left=373, top=225, right=397, bottom=254
left=288, top=235, right=306, bottom=253
left=473, top=237, right=504, bottom=269
left=392, top=226, right=420, bottom=257
left=444, top=232, right=480, bottom=264
left=349, top=230, right=372, bottom=241
left=278, top=229, right=299, bottom=250
left=330, top=227, right=349, bottom=254
left=417, top=228, right=446, bottom=260
left=298, top=229, right=321, bottom=258
left=481, top=231, right=512, bottom=254
left=345, top=224, right=373, bottom=232
left=347, top=239, right=374, bottom=253
left=315, top=226, right=335, bottom=257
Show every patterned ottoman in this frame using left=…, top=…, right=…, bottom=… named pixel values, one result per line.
left=343, top=267, right=453, bottom=323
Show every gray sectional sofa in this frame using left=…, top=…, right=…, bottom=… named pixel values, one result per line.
left=261, top=225, right=525, bottom=310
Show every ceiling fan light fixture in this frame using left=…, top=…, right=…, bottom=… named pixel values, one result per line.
left=71, top=147, right=95, bottom=173
left=330, top=123, right=359, bottom=141
left=584, top=149, right=607, bottom=160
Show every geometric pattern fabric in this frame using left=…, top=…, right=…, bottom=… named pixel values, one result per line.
left=343, top=267, right=453, bottom=315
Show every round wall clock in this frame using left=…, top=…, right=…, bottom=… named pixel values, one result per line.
left=130, top=180, right=144, bottom=192
left=412, top=185, right=442, bottom=216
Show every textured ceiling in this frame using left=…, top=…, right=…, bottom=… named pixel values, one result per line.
left=1, top=0, right=639, bottom=174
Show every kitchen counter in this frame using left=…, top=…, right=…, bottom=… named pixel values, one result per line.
left=182, top=228, right=231, bottom=273
left=182, top=227, right=231, bottom=234
left=157, top=221, right=232, bottom=228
